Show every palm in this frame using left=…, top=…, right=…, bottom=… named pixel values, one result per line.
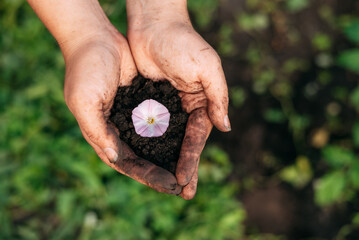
left=63, top=34, right=181, bottom=195
left=127, top=22, right=231, bottom=199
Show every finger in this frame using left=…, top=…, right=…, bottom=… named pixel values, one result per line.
left=179, top=91, right=207, bottom=114
left=113, top=141, right=182, bottom=195
left=176, top=108, right=212, bottom=186
left=118, top=37, right=138, bottom=87
left=200, top=55, right=231, bottom=132
left=81, top=128, right=181, bottom=195
left=74, top=102, right=123, bottom=163
left=80, top=126, right=110, bottom=162
left=180, top=158, right=199, bottom=200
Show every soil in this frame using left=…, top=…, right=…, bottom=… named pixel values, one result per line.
left=110, top=75, right=188, bottom=174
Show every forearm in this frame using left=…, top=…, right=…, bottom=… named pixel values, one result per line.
left=27, top=0, right=117, bottom=57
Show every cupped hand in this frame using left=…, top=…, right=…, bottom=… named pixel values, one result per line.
left=127, top=2, right=231, bottom=199
left=63, top=31, right=181, bottom=195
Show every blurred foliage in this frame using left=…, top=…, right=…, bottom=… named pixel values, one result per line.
left=314, top=145, right=358, bottom=206
left=313, top=15, right=359, bottom=212
left=338, top=49, right=359, bottom=75
left=338, top=18, right=359, bottom=74
left=280, top=156, right=313, bottom=188
left=221, top=0, right=359, bottom=237
left=230, top=87, right=247, bottom=108
left=2, top=0, right=359, bottom=239
left=187, top=0, right=218, bottom=30
left=286, top=0, right=309, bottom=12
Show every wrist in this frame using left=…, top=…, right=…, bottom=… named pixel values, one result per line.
left=57, top=5, right=120, bottom=59
left=126, top=0, right=190, bottom=31
left=60, top=26, right=121, bottom=61
left=27, top=0, right=120, bottom=59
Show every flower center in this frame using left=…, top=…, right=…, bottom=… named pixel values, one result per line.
left=147, top=117, right=155, bottom=124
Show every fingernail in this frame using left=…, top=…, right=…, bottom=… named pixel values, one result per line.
left=224, top=115, right=231, bottom=131
left=104, top=148, right=118, bottom=163
left=174, top=184, right=182, bottom=195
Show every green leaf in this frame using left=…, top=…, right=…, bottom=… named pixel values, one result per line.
left=56, top=190, right=76, bottom=219
left=264, top=109, right=286, bottom=124
left=230, top=87, right=246, bottom=108
left=312, top=33, right=332, bottom=51
left=200, top=145, right=232, bottom=183
left=353, top=121, right=359, bottom=147
left=315, top=171, right=347, bottom=206
left=350, top=86, right=359, bottom=111
left=289, top=114, right=310, bottom=132
left=279, top=156, right=313, bottom=188
left=344, top=20, right=359, bottom=44
left=237, top=13, right=269, bottom=31
left=349, top=162, right=359, bottom=189
left=322, top=145, right=355, bottom=168
left=188, top=0, right=218, bottom=29
left=352, top=212, right=359, bottom=225
left=17, top=226, right=39, bottom=240
left=337, top=49, right=359, bottom=74
left=286, top=0, right=309, bottom=12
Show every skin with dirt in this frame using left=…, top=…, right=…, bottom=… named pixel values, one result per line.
left=110, top=75, right=188, bottom=174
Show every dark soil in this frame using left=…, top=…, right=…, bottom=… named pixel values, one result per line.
left=110, top=75, right=188, bottom=174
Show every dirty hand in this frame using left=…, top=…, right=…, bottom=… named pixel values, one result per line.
left=126, top=0, right=231, bottom=199
left=27, top=0, right=182, bottom=195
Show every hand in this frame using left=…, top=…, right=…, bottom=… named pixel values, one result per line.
left=63, top=31, right=182, bottom=195
left=126, top=0, right=231, bottom=199
left=27, top=0, right=182, bottom=195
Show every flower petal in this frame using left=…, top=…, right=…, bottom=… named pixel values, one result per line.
left=131, top=99, right=171, bottom=138
left=155, top=121, right=169, bottom=135
left=133, top=120, right=148, bottom=136
left=132, top=105, right=147, bottom=121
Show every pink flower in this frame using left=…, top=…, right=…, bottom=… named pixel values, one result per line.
left=131, top=99, right=170, bottom=137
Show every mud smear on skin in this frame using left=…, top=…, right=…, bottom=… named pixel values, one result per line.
left=110, top=75, right=188, bottom=173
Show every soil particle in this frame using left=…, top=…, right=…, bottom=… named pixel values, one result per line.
left=110, top=75, right=188, bottom=173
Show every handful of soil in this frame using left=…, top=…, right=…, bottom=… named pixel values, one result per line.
left=110, top=75, right=188, bottom=173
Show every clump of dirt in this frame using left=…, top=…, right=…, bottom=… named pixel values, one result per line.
left=110, top=75, right=188, bottom=173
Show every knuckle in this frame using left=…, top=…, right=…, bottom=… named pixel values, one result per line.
left=202, top=49, right=222, bottom=67
left=64, top=84, right=82, bottom=109
left=64, top=91, right=73, bottom=107
left=85, top=130, right=100, bottom=144
left=65, top=93, right=83, bottom=112
left=211, top=51, right=222, bottom=66
left=176, top=171, right=192, bottom=186
left=65, top=89, right=98, bottom=113
left=64, top=92, right=75, bottom=109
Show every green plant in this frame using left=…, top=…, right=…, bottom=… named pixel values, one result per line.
left=337, top=19, right=359, bottom=74
left=313, top=17, right=359, bottom=208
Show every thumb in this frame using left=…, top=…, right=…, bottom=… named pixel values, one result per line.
left=200, top=61, right=231, bottom=132
left=73, top=104, right=122, bottom=163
